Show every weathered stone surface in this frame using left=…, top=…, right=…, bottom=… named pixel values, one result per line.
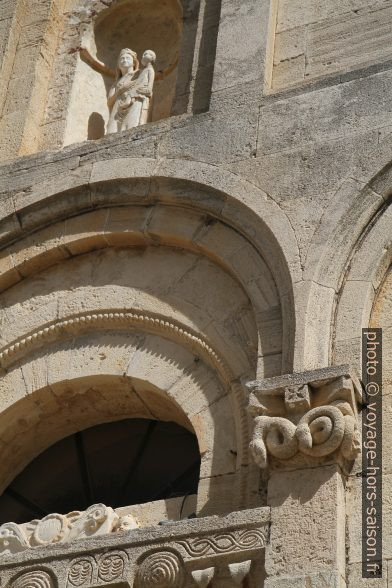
left=265, top=570, right=346, bottom=587
left=212, top=0, right=268, bottom=92
left=266, top=466, right=346, bottom=580
left=272, top=0, right=392, bottom=89
left=0, top=1, right=391, bottom=585
left=347, top=562, right=387, bottom=587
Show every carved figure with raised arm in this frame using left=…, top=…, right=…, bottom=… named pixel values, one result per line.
left=79, top=46, right=171, bottom=134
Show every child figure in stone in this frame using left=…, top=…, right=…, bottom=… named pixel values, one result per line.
left=131, top=50, right=157, bottom=127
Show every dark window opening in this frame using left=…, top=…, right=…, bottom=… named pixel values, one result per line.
left=0, top=419, right=200, bottom=525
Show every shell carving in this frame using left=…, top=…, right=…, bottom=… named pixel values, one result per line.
left=67, top=559, right=93, bottom=587
left=98, top=553, right=125, bottom=581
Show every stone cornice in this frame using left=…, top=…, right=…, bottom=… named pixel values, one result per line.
left=246, top=366, right=363, bottom=470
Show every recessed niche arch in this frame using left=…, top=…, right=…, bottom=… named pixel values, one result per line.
left=61, top=0, right=215, bottom=146
left=95, top=0, right=183, bottom=121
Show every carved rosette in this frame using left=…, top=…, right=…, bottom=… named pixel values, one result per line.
left=247, top=366, right=363, bottom=469
left=135, top=550, right=185, bottom=588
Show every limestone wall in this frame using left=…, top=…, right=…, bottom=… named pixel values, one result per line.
left=272, top=0, right=392, bottom=89
left=0, top=0, right=390, bottom=585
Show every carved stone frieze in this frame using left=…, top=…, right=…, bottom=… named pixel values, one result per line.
left=175, top=528, right=266, bottom=559
left=247, top=366, right=363, bottom=469
left=0, top=504, right=139, bottom=557
left=0, top=508, right=269, bottom=588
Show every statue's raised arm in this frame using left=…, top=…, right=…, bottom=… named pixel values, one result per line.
left=78, top=46, right=117, bottom=79
left=78, top=45, right=176, bottom=82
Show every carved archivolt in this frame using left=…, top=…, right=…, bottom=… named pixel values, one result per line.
left=0, top=310, right=229, bottom=382
left=0, top=307, right=249, bottom=470
left=247, top=368, right=363, bottom=469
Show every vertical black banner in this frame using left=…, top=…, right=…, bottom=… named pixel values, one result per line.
left=362, top=328, right=382, bottom=578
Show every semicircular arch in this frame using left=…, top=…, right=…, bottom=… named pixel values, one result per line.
left=0, top=329, right=249, bottom=515
left=0, top=158, right=299, bottom=372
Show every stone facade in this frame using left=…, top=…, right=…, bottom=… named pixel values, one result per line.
left=0, top=0, right=391, bottom=586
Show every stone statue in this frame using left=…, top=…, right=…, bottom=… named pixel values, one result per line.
left=79, top=45, right=173, bottom=135
left=107, top=48, right=156, bottom=134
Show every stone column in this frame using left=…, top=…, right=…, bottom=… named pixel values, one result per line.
left=246, top=366, right=363, bottom=587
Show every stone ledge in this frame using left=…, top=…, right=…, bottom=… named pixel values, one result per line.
left=0, top=507, right=269, bottom=587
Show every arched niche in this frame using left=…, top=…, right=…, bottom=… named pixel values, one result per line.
left=63, top=0, right=199, bottom=145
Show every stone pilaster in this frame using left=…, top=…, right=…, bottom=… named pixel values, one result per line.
left=246, top=366, right=363, bottom=587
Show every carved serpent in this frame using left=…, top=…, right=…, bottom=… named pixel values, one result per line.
left=249, top=416, right=298, bottom=468
left=250, top=402, right=360, bottom=467
left=296, top=405, right=345, bottom=457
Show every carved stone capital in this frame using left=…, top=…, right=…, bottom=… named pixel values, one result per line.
left=246, top=366, right=363, bottom=470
